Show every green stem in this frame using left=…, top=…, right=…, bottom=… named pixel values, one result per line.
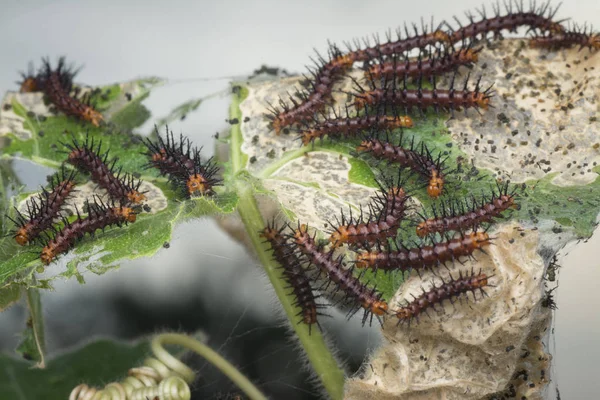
left=25, top=286, right=46, bottom=367
left=228, top=84, right=345, bottom=400
left=153, top=333, right=267, bottom=400
left=235, top=180, right=345, bottom=400
left=257, top=146, right=310, bottom=179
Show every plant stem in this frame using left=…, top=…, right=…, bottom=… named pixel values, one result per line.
left=228, top=84, right=345, bottom=400
left=26, top=286, right=46, bottom=367
left=153, top=333, right=267, bottom=400
left=235, top=180, right=345, bottom=400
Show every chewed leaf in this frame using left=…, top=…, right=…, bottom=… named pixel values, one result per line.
left=230, top=38, right=600, bottom=400
left=0, top=180, right=237, bottom=285
left=0, top=79, right=161, bottom=169
left=0, top=76, right=236, bottom=288
left=232, top=38, right=600, bottom=302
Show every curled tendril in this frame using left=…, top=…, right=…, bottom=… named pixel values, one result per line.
left=69, top=333, right=267, bottom=400
left=69, top=376, right=189, bottom=400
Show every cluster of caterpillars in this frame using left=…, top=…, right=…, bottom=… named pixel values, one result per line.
left=8, top=139, right=144, bottom=265
left=12, top=58, right=223, bottom=264
left=9, top=127, right=220, bottom=266
left=258, top=0, right=596, bottom=330
left=261, top=176, right=516, bottom=329
left=263, top=0, right=597, bottom=198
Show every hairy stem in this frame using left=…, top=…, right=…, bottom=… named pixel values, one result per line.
left=229, top=86, right=345, bottom=400
left=23, top=286, right=46, bottom=367
left=235, top=181, right=345, bottom=399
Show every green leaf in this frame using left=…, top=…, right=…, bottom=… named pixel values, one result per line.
left=515, top=169, right=600, bottom=238
left=0, top=181, right=238, bottom=285
left=0, top=77, right=236, bottom=288
left=347, top=157, right=378, bottom=188
left=0, top=339, right=150, bottom=399
left=16, top=287, right=45, bottom=367
left=233, top=70, right=600, bottom=299
left=0, top=284, right=21, bottom=312
left=87, top=83, right=122, bottom=110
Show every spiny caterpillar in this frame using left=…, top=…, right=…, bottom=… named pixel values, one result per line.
left=364, top=46, right=480, bottom=81
left=144, top=126, right=221, bottom=197
left=356, top=133, right=448, bottom=198
left=329, top=182, right=410, bottom=248
left=261, top=222, right=322, bottom=333
left=266, top=23, right=452, bottom=134
left=40, top=199, right=137, bottom=265
left=355, top=231, right=491, bottom=273
left=446, top=0, right=565, bottom=43
left=266, top=44, right=354, bottom=134
left=291, top=224, right=388, bottom=326
left=394, top=269, right=491, bottom=325
left=37, top=57, right=103, bottom=127
left=9, top=168, right=77, bottom=245
left=416, top=183, right=517, bottom=237
left=64, top=135, right=145, bottom=205
left=530, top=24, right=600, bottom=51
left=299, top=109, right=413, bottom=146
left=17, top=62, right=42, bottom=93
left=342, top=22, right=452, bottom=62
left=353, top=73, right=494, bottom=116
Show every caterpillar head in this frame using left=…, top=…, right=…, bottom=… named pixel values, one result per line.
left=427, top=170, right=444, bottom=198
left=82, top=107, right=104, bottom=127
left=14, top=226, right=30, bottom=246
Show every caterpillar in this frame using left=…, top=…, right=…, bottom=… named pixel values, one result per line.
left=9, top=168, right=77, bottom=245
left=260, top=222, right=322, bottom=332
left=64, top=135, right=146, bottom=205
left=37, top=57, right=103, bottom=127
left=353, top=73, right=494, bottom=116
left=394, top=269, right=490, bottom=325
left=329, top=182, right=410, bottom=248
left=291, top=224, right=388, bottom=325
left=530, top=24, right=600, bottom=51
left=266, top=44, right=354, bottom=134
left=17, top=62, right=42, bottom=93
left=40, top=199, right=137, bottom=265
left=364, top=46, right=480, bottom=81
left=446, top=0, right=565, bottom=43
left=267, top=23, right=452, bottom=134
left=343, top=21, right=452, bottom=62
left=416, top=184, right=517, bottom=237
left=299, top=109, right=413, bottom=146
left=371, top=175, right=412, bottom=221
left=355, top=231, right=491, bottom=273
left=144, top=126, right=221, bottom=197
left=356, top=133, right=448, bottom=198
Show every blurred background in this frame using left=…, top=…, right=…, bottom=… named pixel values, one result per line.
left=0, top=0, right=599, bottom=398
